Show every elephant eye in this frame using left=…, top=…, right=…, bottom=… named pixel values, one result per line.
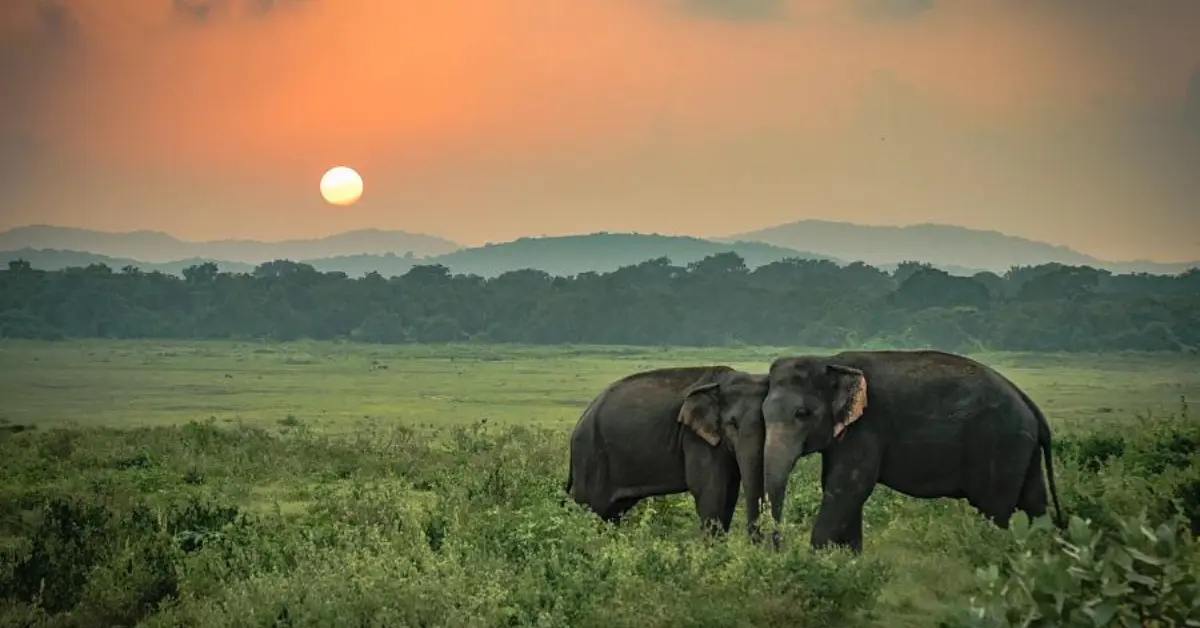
left=794, top=407, right=808, bottom=418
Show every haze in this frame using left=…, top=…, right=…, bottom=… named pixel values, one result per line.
left=2, top=0, right=1198, bottom=263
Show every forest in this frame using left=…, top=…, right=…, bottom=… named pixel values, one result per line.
left=1, top=253, right=1197, bottom=352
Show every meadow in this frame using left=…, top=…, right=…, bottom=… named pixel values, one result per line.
left=1, top=339, right=1198, bottom=627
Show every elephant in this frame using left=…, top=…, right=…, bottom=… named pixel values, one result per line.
left=760, top=349, right=1066, bottom=553
left=563, top=365, right=769, bottom=538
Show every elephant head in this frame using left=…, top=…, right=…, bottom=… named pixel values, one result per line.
left=761, top=357, right=868, bottom=528
left=677, top=369, right=769, bottom=535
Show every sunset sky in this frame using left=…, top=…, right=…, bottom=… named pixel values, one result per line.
left=2, top=0, right=1198, bottom=261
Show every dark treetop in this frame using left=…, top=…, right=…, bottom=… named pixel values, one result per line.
left=2, top=254, right=1197, bottom=352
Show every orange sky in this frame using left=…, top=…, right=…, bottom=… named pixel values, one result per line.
left=2, top=0, right=1198, bottom=261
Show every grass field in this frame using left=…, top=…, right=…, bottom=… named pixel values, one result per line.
left=1, top=340, right=1198, bottom=627
left=3, top=340, right=1196, bottom=433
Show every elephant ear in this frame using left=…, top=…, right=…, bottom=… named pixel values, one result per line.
left=677, top=381, right=722, bottom=447
left=827, top=365, right=868, bottom=440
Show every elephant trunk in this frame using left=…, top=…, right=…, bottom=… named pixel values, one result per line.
left=763, top=421, right=805, bottom=532
left=733, top=425, right=766, bottom=541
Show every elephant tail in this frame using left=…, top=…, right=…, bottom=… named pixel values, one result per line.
left=1016, top=386, right=1067, bottom=530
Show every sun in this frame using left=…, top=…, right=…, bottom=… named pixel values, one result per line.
left=319, top=166, right=363, bottom=206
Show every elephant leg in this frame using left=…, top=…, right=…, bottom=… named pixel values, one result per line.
left=598, top=496, right=641, bottom=524
left=837, top=512, right=864, bottom=552
left=1015, top=447, right=1049, bottom=522
left=812, top=484, right=873, bottom=553
left=817, top=455, right=864, bottom=550
left=811, top=434, right=881, bottom=553
left=719, top=470, right=742, bottom=533
left=965, top=430, right=1037, bottom=529
left=686, top=449, right=739, bottom=535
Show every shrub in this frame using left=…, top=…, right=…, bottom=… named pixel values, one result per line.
left=944, top=512, right=1200, bottom=627
left=0, top=495, right=183, bottom=626
left=1, top=402, right=1194, bottom=627
left=0, top=424, right=893, bottom=627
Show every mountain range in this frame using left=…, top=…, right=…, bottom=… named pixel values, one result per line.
left=721, top=220, right=1196, bottom=276
left=0, top=225, right=461, bottom=263
left=0, top=234, right=836, bottom=279
left=1, top=222, right=1195, bottom=279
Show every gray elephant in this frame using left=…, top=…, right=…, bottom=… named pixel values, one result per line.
left=563, top=365, right=768, bottom=537
left=761, top=350, right=1066, bottom=553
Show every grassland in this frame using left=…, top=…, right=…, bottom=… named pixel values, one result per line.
left=1, top=340, right=1198, bottom=627
left=4, top=339, right=1195, bottom=433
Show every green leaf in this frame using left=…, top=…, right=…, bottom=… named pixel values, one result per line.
left=1068, top=516, right=1093, bottom=545
left=1082, top=599, right=1118, bottom=627
left=1110, top=549, right=1134, bottom=571
left=1155, top=523, right=1179, bottom=549
left=1010, top=512, right=1030, bottom=540
left=1127, top=572, right=1159, bottom=587
left=1101, top=579, right=1132, bottom=598
left=1126, top=548, right=1166, bottom=567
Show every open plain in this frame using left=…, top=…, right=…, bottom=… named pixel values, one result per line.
left=2, top=339, right=1198, bottom=626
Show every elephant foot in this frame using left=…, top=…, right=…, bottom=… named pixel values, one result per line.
left=769, top=530, right=783, bottom=551
left=810, top=536, right=863, bottom=555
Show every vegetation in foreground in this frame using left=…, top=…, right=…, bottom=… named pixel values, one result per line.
left=1, top=414, right=1197, bottom=627
left=0, top=341, right=1197, bottom=626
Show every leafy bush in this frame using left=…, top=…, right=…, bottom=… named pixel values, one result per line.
left=944, top=401, right=1200, bottom=627
left=1054, top=433, right=1125, bottom=473
left=0, top=421, right=891, bottom=627
left=944, top=512, right=1200, bottom=627
left=1, top=401, right=1196, bottom=627
left=0, top=495, right=182, bottom=626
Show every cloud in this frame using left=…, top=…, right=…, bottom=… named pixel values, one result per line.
left=170, top=0, right=311, bottom=23
left=0, top=0, right=78, bottom=73
left=677, top=0, right=787, bottom=21
left=245, top=0, right=313, bottom=16
left=674, top=0, right=935, bottom=23
left=855, top=0, right=934, bottom=21
left=32, top=0, right=76, bottom=39
left=1, top=0, right=1198, bottom=261
left=0, top=1, right=80, bottom=198
left=171, top=0, right=215, bottom=23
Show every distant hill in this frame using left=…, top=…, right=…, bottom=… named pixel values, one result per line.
left=426, top=233, right=838, bottom=277
left=5, top=228, right=1194, bottom=280
left=1, top=233, right=837, bottom=279
left=721, top=220, right=1199, bottom=276
left=0, top=226, right=462, bottom=263
left=0, top=248, right=256, bottom=275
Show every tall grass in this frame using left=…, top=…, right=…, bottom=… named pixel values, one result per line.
left=1, top=407, right=1197, bottom=627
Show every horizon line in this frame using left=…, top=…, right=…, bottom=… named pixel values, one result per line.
left=2, top=221, right=1198, bottom=266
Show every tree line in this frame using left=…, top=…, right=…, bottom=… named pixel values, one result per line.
left=1, top=254, right=1197, bottom=352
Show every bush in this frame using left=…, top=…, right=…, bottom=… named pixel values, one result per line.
left=0, top=423, right=892, bottom=627
left=944, top=512, right=1200, bottom=627
left=944, top=403, right=1200, bottom=627
left=1, top=403, right=1195, bottom=627
left=0, top=495, right=182, bottom=626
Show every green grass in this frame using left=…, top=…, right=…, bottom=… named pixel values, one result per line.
left=2, top=339, right=1196, bottom=433
left=1, top=339, right=1198, bottom=627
